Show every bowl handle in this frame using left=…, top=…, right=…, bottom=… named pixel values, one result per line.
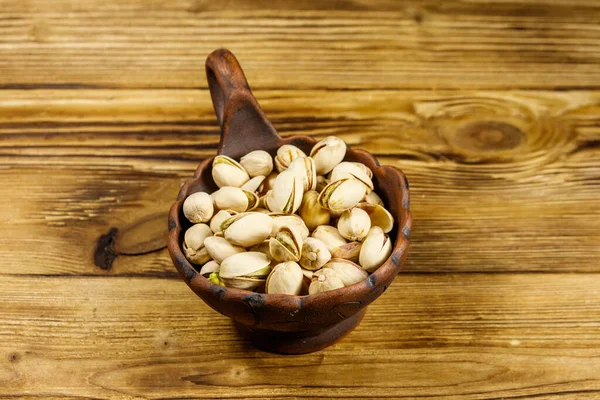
left=205, top=49, right=281, bottom=157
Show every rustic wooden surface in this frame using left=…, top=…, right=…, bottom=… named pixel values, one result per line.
left=1, top=0, right=599, bottom=398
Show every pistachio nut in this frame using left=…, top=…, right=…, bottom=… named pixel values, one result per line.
left=183, top=192, right=214, bottom=223
left=310, top=136, right=347, bottom=175
left=364, top=190, right=384, bottom=206
left=210, top=209, right=235, bottom=234
left=315, top=175, right=329, bottom=192
left=351, top=162, right=373, bottom=179
left=298, top=190, right=330, bottom=231
left=209, top=271, right=225, bottom=286
left=274, top=144, right=306, bottom=173
left=253, top=207, right=271, bottom=214
left=203, top=236, right=245, bottom=264
left=250, top=240, right=271, bottom=258
left=222, top=212, right=273, bottom=247
left=288, top=156, right=317, bottom=191
left=265, top=261, right=303, bottom=295
left=260, top=171, right=279, bottom=195
left=355, top=202, right=394, bottom=233
left=337, top=207, right=371, bottom=241
left=330, top=162, right=374, bottom=192
left=299, top=237, right=331, bottom=270
left=199, top=260, right=219, bottom=278
left=323, top=258, right=368, bottom=286
left=269, top=213, right=310, bottom=239
left=301, top=268, right=314, bottom=280
left=331, top=241, right=362, bottom=263
left=359, top=226, right=392, bottom=273
left=182, top=223, right=213, bottom=265
left=318, top=178, right=366, bottom=212
left=212, top=155, right=250, bottom=188
left=269, top=225, right=303, bottom=262
left=212, top=187, right=258, bottom=213
left=311, top=225, right=347, bottom=252
left=220, top=252, right=271, bottom=290
left=265, top=169, right=304, bottom=213
left=308, top=268, right=345, bottom=294
left=241, top=175, right=266, bottom=193
left=240, top=150, right=273, bottom=177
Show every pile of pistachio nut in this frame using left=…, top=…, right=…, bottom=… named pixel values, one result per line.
left=182, top=136, right=394, bottom=295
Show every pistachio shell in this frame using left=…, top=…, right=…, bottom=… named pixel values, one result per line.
left=330, top=162, right=374, bottom=192
left=212, top=187, right=258, bottom=213
left=199, top=260, right=219, bottom=277
left=265, top=169, right=304, bottom=213
left=298, top=190, right=330, bottom=231
left=269, top=225, right=303, bottom=262
left=253, top=207, right=271, bottom=214
left=359, top=226, right=392, bottom=273
left=315, top=175, right=329, bottom=192
left=203, top=236, right=245, bottom=264
left=355, top=202, right=394, bottom=233
left=260, top=171, right=279, bottom=195
left=212, top=155, right=250, bottom=188
left=323, top=258, right=368, bottom=286
left=265, top=261, right=303, bottom=295
left=210, top=210, right=235, bottom=234
left=183, top=223, right=213, bottom=265
left=331, top=241, right=362, bottom=263
left=183, top=192, right=214, bottom=223
left=241, top=175, right=266, bottom=193
left=289, top=156, right=317, bottom=191
left=337, top=207, right=371, bottom=241
left=275, top=144, right=306, bottom=172
left=250, top=240, right=272, bottom=258
left=309, top=268, right=345, bottom=294
left=351, top=162, right=373, bottom=179
left=310, top=136, right=347, bottom=175
left=222, top=212, right=273, bottom=247
left=318, top=178, right=366, bottom=212
left=269, top=213, right=310, bottom=239
left=220, top=252, right=272, bottom=284
left=311, top=225, right=347, bottom=252
left=240, top=150, right=273, bottom=177
left=301, top=268, right=314, bottom=280
left=299, top=237, right=331, bottom=270
left=364, top=191, right=384, bottom=206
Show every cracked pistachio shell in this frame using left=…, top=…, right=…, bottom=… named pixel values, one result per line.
left=275, top=144, right=306, bottom=173
left=254, top=207, right=271, bottom=214
left=260, top=171, right=279, bottom=196
left=351, top=162, right=373, bottom=179
left=241, top=175, right=266, bottom=193
left=302, top=268, right=314, bottom=280
left=309, top=268, right=345, bottom=294
left=250, top=240, right=272, bottom=259
left=330, top=162, right=374, bottom=192
left=359, top=226, right=393, bottom=273
left=364, top=191, right=384, bottom=206
left=323, top=258, right=368, bottom=286
left=311, top=225, right=347, bottom=252
left=269, top=213, right=310, bottom=239
left=269, top=225, right=303, bottom=262
left=265, top=261, right=303, bottom=295
left=240, top=150, right=273, bottom=177
left=310, top=136, right=347, bottom=175
left=183, top=223, right=213, bottom=265
left=298, top=190, right=330, bottom=231
left=315, top=175, right=329, bottom=192
left=318, top=178, right=366, bottom=212
left=210, top=209, right=236, bottom=234
left=183, top=192, right=214, bottom=223
left=299, top=237, right=331, bottom=270
left=337, top=207, right=371, bottom=241
left=220, top=252, right=271, bottom=290
left=203, top=236, right=245, bottom=264
left=355, top=202, right=394, bottom=233
left=199, top=260, right=219, bottom=277
left=212, top=187, right=258, bottom=213
left=331, top=241, right=362, bottom=263
left=222, top=212, right=273, bottom=247
left=289, top=156, right=317, bottom=191
left=265, top=169, right=304, bottom=213
left=212, top=155, right=250, bottom=188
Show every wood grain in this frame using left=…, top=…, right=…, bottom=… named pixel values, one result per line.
left=1, top=274, right=599, bottom=399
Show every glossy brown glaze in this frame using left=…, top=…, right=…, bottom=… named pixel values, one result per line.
left=167, top=49, right=412, bottom=354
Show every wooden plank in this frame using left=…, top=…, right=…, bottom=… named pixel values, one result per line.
left=0, top=89, right=598, bottom=275
left=0, top=0, right=599, bottom=90
left=0, top=273, right=599, bottom=399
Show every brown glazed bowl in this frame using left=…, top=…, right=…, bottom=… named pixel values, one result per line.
left=167, top=49, right=412, bottom=354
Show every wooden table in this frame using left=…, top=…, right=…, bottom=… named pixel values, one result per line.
left=1, top=1, right=599, bottom=398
